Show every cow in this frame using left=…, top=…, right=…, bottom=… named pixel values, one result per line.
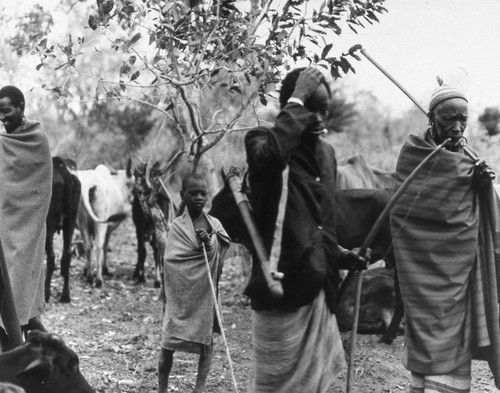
left=337, top=154, right=395, bottom=190
left=0, top=330, right=94, bottom=393
left=209, top=164, right=403, bottom=344
left=45, top=157, right=81, bottom=303
left=76, top=161, right=134, bottom=288
left=131, top=161, right=176, bottom=288
left=131, top=161, right=176, bottom=308
left=336, top=267, right=398, bottom=333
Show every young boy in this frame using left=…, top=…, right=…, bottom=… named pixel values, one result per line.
left=158, top=173, right=230, bottom=393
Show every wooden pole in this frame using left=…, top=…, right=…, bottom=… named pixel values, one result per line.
left=346, top=138, right=451, bottom=392
left=201, top=243, right=239, bottom=393
left=0, top=238, right=23, bottom=351
left=224, top=167, right=284, bottom=299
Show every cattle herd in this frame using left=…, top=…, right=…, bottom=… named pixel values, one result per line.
left=0, top=154, right=403, bottom=392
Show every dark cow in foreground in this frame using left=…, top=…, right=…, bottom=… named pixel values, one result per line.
left=0, top=330, right=94, bottom=393
left=45, top=157, right=81, bottom=303
left=0, top=382, right=25, bottom=392
left=209, top=169, right=403, bottom=344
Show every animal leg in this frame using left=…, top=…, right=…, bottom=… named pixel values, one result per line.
left=381, top=270, right=404, bottom=344
left=101, top=227, right=113, bottom=277
left=152, top=238, right=163, bottom=289
left=133, top=226, right=146, bottom=284
left=95, top=225, right=108, bottom=288
left=94, top=246, right=103, bottom=288
left=59, top=220, right=76, bottom=303
left=44, top=235, right=56, bottom=303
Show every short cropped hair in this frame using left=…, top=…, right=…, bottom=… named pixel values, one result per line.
left=181, top=172, right=207, bottom=191
left=0, top=85, right=25, bottom=110
left=279, top=68, right=331, bottom=109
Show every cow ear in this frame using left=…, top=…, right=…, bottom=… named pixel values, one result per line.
left=16, top=358, right=52, bottom=384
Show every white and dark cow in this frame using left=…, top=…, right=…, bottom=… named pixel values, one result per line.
left=0, top=330, right=94, bottom=393
left=76, top=162, right=134, bottom=288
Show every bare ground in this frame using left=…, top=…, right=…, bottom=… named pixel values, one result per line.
left=43, top=220, right=498, bottom=393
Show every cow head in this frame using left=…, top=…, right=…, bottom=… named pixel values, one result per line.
left=13, top=330, right=94, bottom=393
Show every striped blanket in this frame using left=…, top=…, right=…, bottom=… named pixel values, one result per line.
left=390, top=134, right=500, bottom=387
left=0, top=121, right=52, bottom=326
left=248, top=290, right=345, bottom=393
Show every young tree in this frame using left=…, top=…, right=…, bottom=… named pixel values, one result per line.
left=6, top=0, right=388, bottom=172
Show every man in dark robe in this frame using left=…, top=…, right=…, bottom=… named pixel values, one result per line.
left=244, top=67, right=368, bottom=393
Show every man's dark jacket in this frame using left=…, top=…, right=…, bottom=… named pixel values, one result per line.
left=244, top=103, right=344, bottom=313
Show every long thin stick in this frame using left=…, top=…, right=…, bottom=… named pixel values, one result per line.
left=346, top=138, right=451, bottom=393
left=0, top=238, right=23, bottom=350
left=346, top=44, right=485, bottom=393
left=201, top=243, right=239, bottom=393
left=359, top=48, right=428, bottom=115
left=358, top=46, right=480, bottom=164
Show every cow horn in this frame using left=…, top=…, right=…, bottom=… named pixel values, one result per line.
left=104, top=161, right=118, bottom=175
left=145, top=160, right=153, bottom=189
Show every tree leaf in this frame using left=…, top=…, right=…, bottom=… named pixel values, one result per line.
left=120, top=63, right=131, bottom=74
left=88, top=15, right=98, bottom=30
left=129, top=33, right=142, bottom=46
left=130, top=70, right=140, bottom=81
left=321, top=43, right=333, bottom=59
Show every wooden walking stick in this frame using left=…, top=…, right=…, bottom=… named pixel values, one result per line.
left=343, top=44, right=487, bottom=392
left=352, top=44, right=480, bottom=164
left=346, top=137, right=451, bottom=392
left=0, top=238, right=23, bottom=350
left=224, top=167, right=284, bottom=299
left=201, top=243, right=239, bottom=393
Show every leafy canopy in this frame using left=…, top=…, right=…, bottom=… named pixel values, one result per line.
left=6, top=0, right=388, bottom=169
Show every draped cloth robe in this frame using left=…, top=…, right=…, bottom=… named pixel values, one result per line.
left=390, top=134, right=500, bottom=387
left=162, top=211, right=230, bottom=351
left=0, top=121, right=52, bottom=327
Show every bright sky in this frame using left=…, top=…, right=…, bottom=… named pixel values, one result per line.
left=7, top=0, right=500, bottom=117
left=335, top=0, right=500, bottom=116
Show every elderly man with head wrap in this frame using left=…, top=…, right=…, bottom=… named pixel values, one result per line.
left=390, top=83, right=500, bottom=392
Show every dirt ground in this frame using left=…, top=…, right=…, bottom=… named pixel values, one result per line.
left=43, top=219, right=498, bottom=393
